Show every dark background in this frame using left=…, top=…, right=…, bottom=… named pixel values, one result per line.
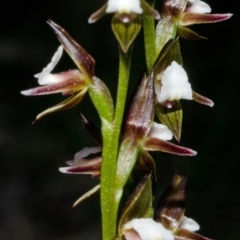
left=0, top=0, right=239, bottom=239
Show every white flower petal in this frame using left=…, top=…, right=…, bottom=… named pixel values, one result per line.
left=186, top=0, right=211, bottom=14
left=179, top=216, right=200, bottom=232
left=66, top=147, right=102, bottom=166
left=34, top=45, right=64, bottom=85
left=106, top=0, right=143, bottom=14
left=123, top=218, right=174, bottom=240
left=148, top=122, right=173, bottom=141
left=156, top=61, right=192, bottom=104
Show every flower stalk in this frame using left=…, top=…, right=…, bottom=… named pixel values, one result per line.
left=100, top=47, right=132, bottom=240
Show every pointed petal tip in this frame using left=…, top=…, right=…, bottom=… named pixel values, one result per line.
left=209, top=101, right=214, bottom=107
left=225, top=13, right=233, bottom=19
left=143, top=138, right=197, bottom=156
left=154, top=12, right=161, bottom=20
left=189, top=149, right=197, bottom=156
left=88, top=17, right=96, bottom=24
left=21, top=90, right=32, bottom=96
left=59, top=167, right=68, bottom=174
left=214, top=13, right=233, bottom=22
left=181, top=13, right=233, bottom=26
left=59, top=166, right=89, bottom=174
left=176, top=147, right=197, bottom=156
left=192, top=91, right=214, bottom=107
left=46, top=19, right=59, bottom=31
left=46, top=20, right=64, bottom=36
left=46, top=19, right=56, bottom=27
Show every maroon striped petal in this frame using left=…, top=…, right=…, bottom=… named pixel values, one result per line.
left=180, top=13, right=233, bottom=26
left=47, top=20, right=95, bottom=80
left=59, top=156, right=101, bottom=177
left=192, top=91, right=214, bottom=107
left=21, top=70, right=86, bottom=96
left=143, top=137, right=197, bottom=156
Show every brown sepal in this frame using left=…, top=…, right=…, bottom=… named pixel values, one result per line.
left=155, top=174, right=187, bottom=231
left=143, top=137, right=197, bottom=156
left=162, top=0, right=188, bottom=17
left=180, top=13, right=233, bottom=26
left=78, top=113, right=103, bottom=146
left=123, top=72, right=155, bottom=141
left=47, top=20, right=95, bottom=79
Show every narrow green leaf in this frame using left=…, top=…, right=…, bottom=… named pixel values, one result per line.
left=156, top=101, right=182, bottom=142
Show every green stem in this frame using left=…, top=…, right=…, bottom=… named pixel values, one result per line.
left=114, top=49, right=132, bottom=134
left=142, top=0, right=157, bottom=73
left=100, top=121, right=117, bottom=240
left=101, top=48, right=132, bottom=240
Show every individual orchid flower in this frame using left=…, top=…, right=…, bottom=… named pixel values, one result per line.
left=162, top=0, right=232, bottom=27
left=122, top=216, right=208, bottom=240
left=88, top=0, right=160, bottom=24
left=59, top=146, right=102, bottom=208
left=153, top=39, right=214, bottom=141
left=122, top=71, right=196, bottom=156
left=59, top=146, right=102, bottom=177
left=156, top=0, right=232, bottom=54
left=21, top=20, right=114, bottom=122
left=154, top=42, right=214, bottom=109
left=21, top=21, right=95, bottom=121
left=121, top=174, right=211, bottom=240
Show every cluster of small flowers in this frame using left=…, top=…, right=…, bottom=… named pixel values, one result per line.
left=21, top=0, right=232, bottom=239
